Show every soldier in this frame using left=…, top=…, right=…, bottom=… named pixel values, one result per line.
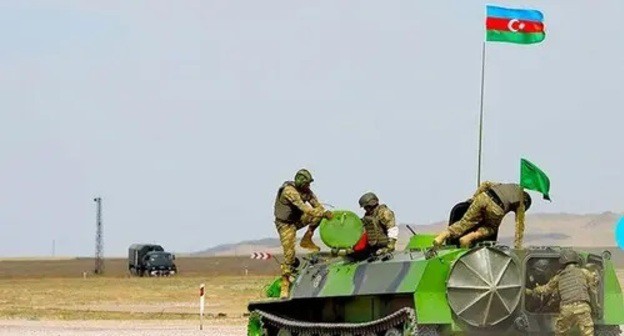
left=433, top=181, right=532, bottom=249
left=274, top=169, right=333, bottom=298
left=358, top=192, right=399, bottom=255
left=525, top=250, right=599, bottom=336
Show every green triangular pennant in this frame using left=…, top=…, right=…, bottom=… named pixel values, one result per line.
left=520, top=158, right=551, bottom=201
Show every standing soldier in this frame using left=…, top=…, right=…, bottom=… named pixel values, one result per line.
left=525, top=249, right=599, bottom=336
left=358, top=192, right=399, bottom=255
left=273, top=169, right=333, bottom=298
left=433, top=181, right=532, bottom=249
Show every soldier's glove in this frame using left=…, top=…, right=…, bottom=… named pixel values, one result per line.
left=324, top=211, right=333, bottom=219
left=524, top=288, right=534, bottom=296
left=375, top=247, right=388, bottom=256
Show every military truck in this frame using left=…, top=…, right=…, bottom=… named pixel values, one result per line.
left=128, top=243, right=177, bottom=277
left=247, top=208, right=624, bottom=335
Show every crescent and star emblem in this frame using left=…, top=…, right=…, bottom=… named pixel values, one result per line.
left=507, top=19, right=526, bottom=32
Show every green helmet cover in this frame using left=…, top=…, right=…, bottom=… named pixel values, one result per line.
left=294, top=169, right=313, bottom=188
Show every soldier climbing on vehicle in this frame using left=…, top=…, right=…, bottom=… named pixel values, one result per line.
left=525, top=249, right=600, bottom=336
left=273, top=168, right=333, bottom=298
left=433, top=181, right=532, bottom=249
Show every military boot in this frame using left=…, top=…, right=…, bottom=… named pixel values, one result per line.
left=280, top=276, right=291, bottom=299
left=300, top=229, right=320, bottom=252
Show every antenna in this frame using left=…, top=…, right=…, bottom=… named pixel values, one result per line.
left=94, top=197, right=104, bottom=274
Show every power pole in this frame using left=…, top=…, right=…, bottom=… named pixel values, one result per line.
left=94, top=197, right=104, bottom=274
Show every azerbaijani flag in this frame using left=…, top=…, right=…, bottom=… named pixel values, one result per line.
left=486, top=5, right=545, bottom=44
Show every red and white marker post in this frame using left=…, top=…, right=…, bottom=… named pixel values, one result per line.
left=199, top=283, right=205, bottom=330
left=250, top=251, right=281, bottom=267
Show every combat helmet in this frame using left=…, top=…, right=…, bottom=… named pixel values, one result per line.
left=559, top=249, right=581, bottom=266
left=531, top=259, right=555, bottom=284
left=294, top=169, right=314, bottom=188
left=359, top=192, right=379, bottom=208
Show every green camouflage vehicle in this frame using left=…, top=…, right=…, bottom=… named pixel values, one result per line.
left=247, top=206, right=624, bottom=335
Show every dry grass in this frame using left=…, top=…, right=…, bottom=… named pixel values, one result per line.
left=0, top=275, right=274, bottom=321
left=0, top=257, right=278, bottom=321
left=0, top=256, right=280, bottom=279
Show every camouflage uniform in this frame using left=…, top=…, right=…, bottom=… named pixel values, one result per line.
left=359, top=192, right=399, bottom=255
left=527, top=251, right=599, bottom=336
left=434, top=181, right=529, bottom=249
left=274, top=169, right=331, bottom=298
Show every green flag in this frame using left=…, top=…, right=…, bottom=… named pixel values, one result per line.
left=520, top=158, right=551, bottom=201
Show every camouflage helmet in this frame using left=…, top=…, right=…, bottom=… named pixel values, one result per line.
left=559, top=249, right=581, bottom=266
left=359, top=192, right=379, bottom=208
left=523, top=191, right=532, bottom=210
left=533, top=259, right=551, bottom=273
left=529, top=259, right=554, bottom=284
left=294, top=169, right=313, bottom=188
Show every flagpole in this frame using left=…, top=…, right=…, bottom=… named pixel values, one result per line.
left=477, top=41, right=486, bottom=188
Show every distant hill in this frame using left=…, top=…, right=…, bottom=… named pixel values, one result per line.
left=192, top=211, right=623, bottom=256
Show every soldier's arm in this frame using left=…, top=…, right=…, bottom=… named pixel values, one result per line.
left=308, top=192, right=325, bottom=210
left=472, top=181, right=497, bottom=198
left=282, top=186, right=325, bottom=217
left=379, top=207, right=399, bottom=240
left=582, top=268, right=600, bottom=295
left=532, top=274, right=559, bottom=296
left=513, top=201, right=526, bottom=249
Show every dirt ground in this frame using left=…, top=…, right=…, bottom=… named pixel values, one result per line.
left=0, top=320, right=245, bottom=336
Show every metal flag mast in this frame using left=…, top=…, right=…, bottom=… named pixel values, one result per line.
left=477, top=41, right=487, bottom=187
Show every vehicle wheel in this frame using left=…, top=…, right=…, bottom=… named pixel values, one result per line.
left=384, top=328, right=402, bottom=336
left=416, top=325, right=440, bottom=336
left=596, top=325, right=622, bottom=336
left=275, top=328, right=292, bottom=336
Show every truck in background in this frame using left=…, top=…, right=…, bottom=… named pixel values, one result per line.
left=128, top=243, right=177, bottom=276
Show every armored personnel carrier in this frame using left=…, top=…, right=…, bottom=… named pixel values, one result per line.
left=247, top=207, right=624, bottom=335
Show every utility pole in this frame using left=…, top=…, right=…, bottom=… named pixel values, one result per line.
left=94, top=197, right=104, bottom=274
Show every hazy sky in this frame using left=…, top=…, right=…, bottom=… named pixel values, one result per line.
left=1, top=1, right=622, bottom=257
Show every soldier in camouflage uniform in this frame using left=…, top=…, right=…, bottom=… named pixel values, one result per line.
left=274, top=169, right=333, bottom=298
left=433, top=181, right=532, bottom=249
left=525, top=249, right=599, bottom=336
left=358, top=192, right=399, bottom=255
